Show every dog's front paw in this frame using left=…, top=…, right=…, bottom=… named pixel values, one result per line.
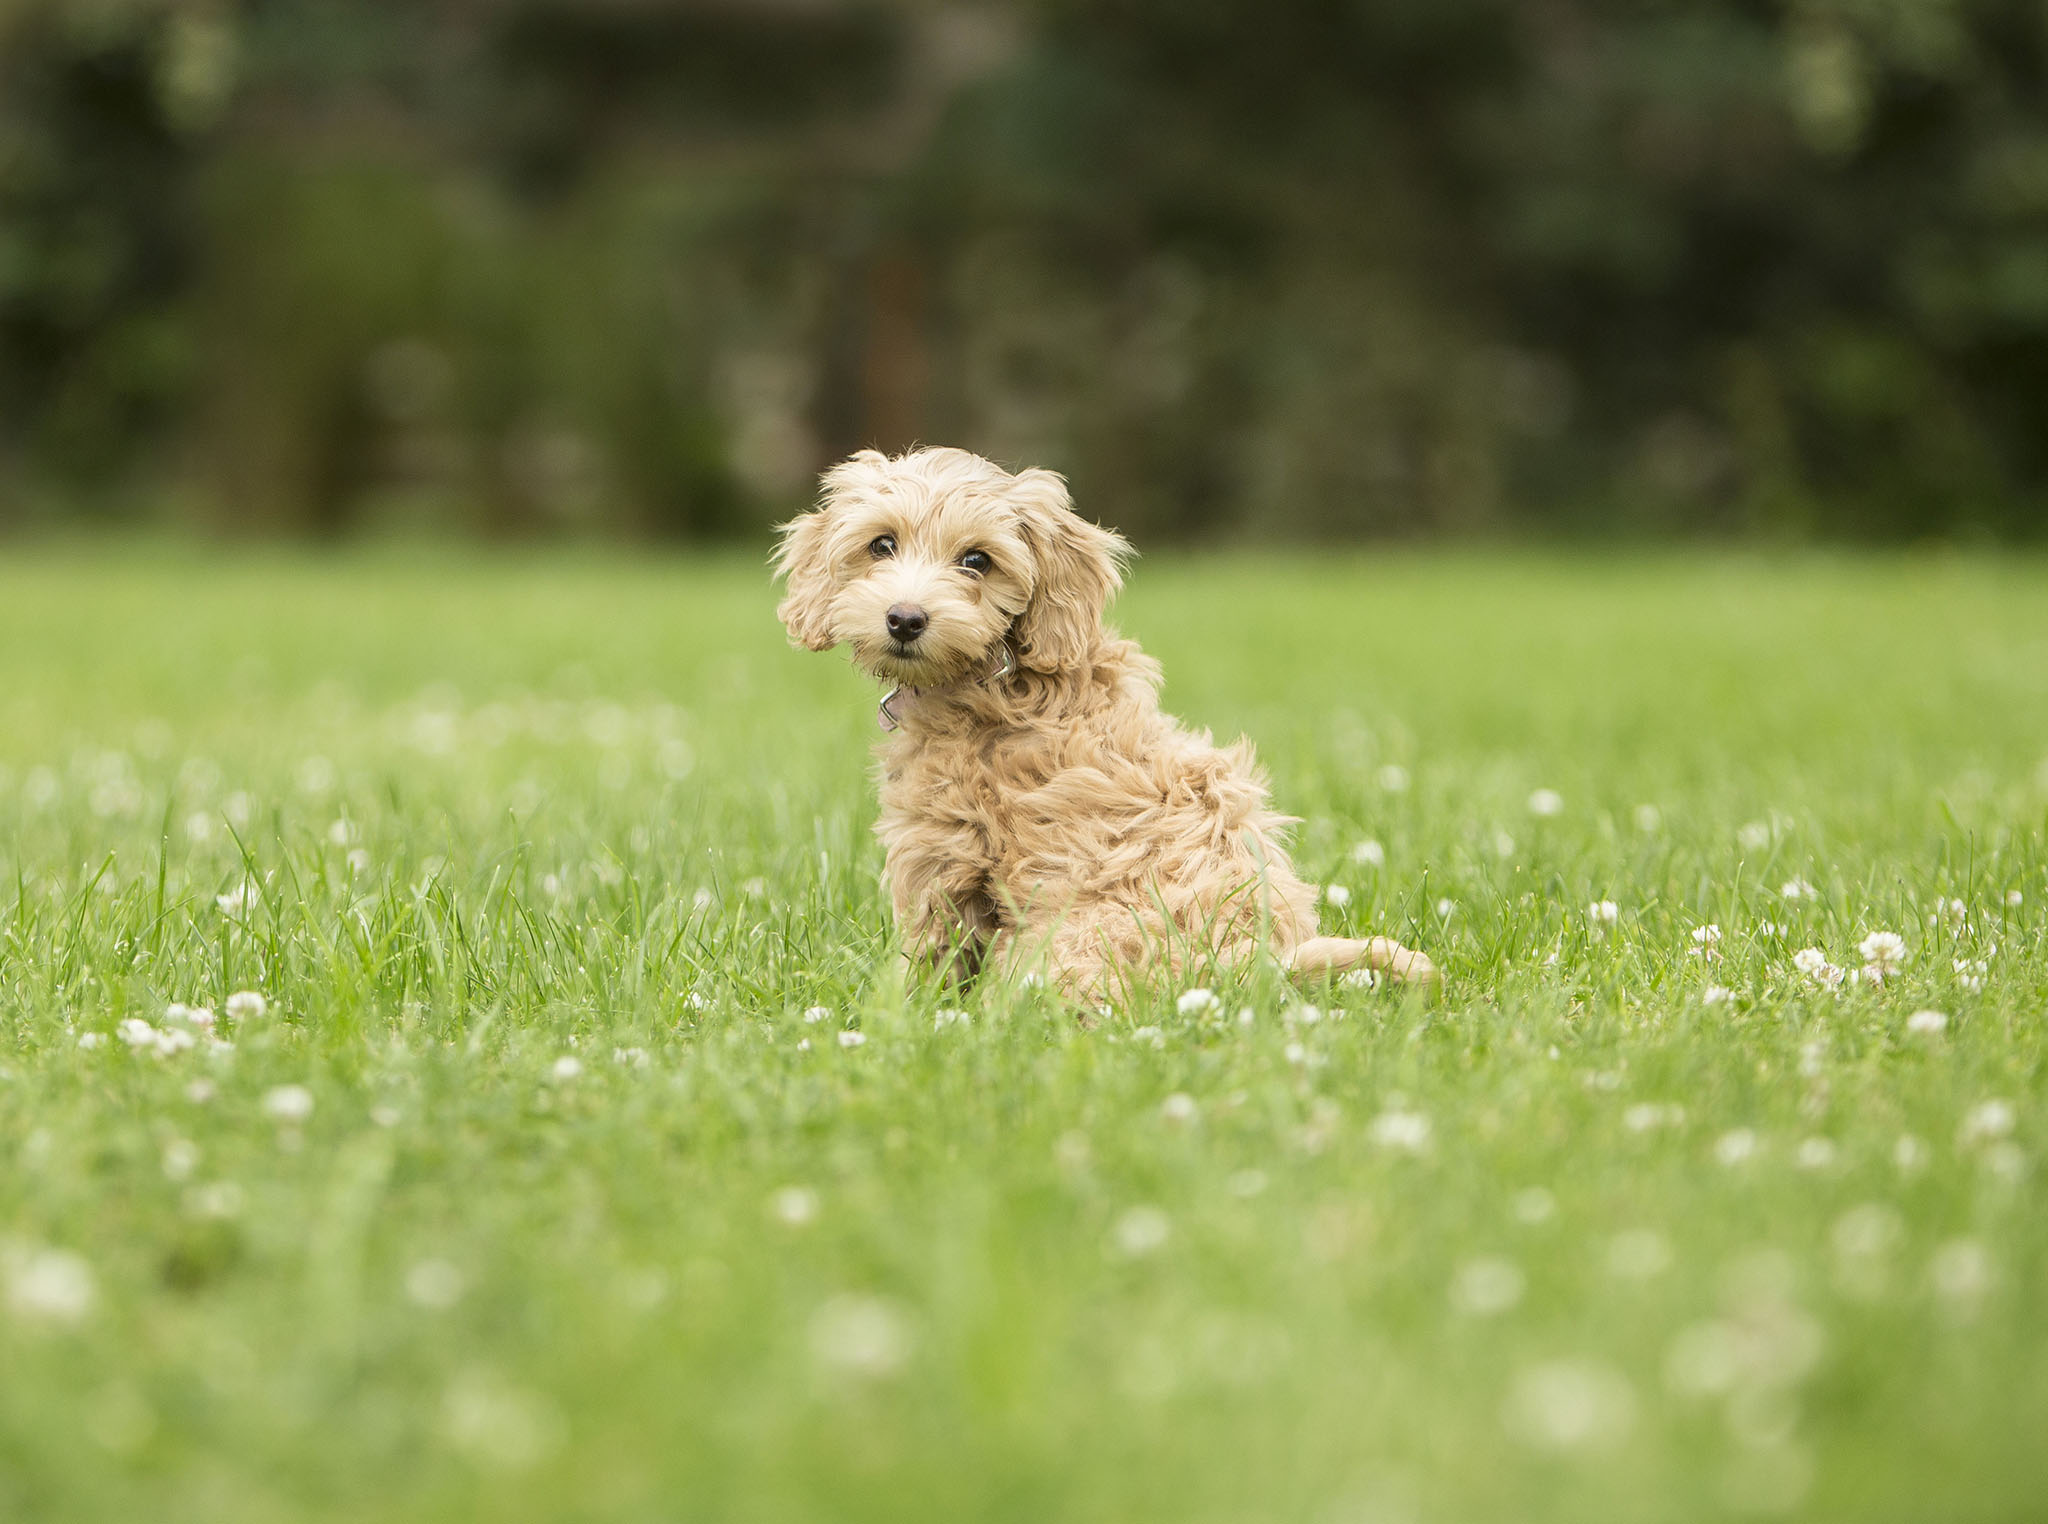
left=1386, top=944, right=1440, bottom=987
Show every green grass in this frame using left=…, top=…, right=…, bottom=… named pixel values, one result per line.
left=1, top=547, right=2044, bottom=1523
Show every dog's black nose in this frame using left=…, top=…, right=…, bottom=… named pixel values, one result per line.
left=885, top=604, right=928, bottom=642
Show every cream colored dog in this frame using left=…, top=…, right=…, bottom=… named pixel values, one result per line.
left=774, top=446, right=1437, bottom=1003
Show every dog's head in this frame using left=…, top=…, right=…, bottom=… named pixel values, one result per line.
left=773, top=447, right=1130, bottom=686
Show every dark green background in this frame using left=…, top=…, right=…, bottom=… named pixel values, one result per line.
left=5, top=0, right=2047, bottom=541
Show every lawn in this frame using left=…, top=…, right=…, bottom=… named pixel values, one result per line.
left=1, top=547, right=2043, bottom=1524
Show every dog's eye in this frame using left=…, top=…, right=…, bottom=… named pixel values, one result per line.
left=957, top=549, right=993, bottom=576
left=868, top=534, right=896, bottom=559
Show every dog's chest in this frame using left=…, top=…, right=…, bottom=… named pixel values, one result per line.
left=878, top=729, right=1040, bottom=832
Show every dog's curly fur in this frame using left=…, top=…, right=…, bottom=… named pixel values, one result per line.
left=775, top=446, right=1436, bottom=1003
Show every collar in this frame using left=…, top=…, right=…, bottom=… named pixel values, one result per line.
left=878, top=640, right=1017, bottom=732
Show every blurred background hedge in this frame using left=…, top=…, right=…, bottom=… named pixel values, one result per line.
left=3, top=0, right=2046, bottom=541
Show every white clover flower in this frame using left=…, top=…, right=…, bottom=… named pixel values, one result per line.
left=809, top=1293, right=915, bottom=1381
left=185, top=1181, right=243, bottom=1220
left=1953, top=959, right=1987, bottom=993
left=161, top=1138, right=200, bottom=1181
left=406, top=1259, right=466, bottom=1310
left=1959, top=1100, right=2015, bottom=1146
left=1322, top=883, right=1352, bottom=908
left=1795, top=1137, right=1837, bottom=1170
left=1858, top=931, right=1906, bottom=979
left=1176, top=987, right=1221, bottom=1018
left=185, top=1079, right=217, bottom=1105
left=1832, top=1203, right=1904, bottom=1263
left=1527, top=788, right=1564, bottom=817
left=932, top=1008, right=970, bottom=1029
left=1376, top=764, right=1410, bottom=793
left=439, top=1371, right=567, bottom=1473
left=1111, top=1206, right=1171, bottom=1258
left=1606, top=1229, right=1673, bottom=1279
left=215, top=882, right=258, bottom=915
left=1906, top=1009, right=1949, bottom=1036
left=1623, top=1102, right=1684, bottom=1132
left=1290, top=1004, right=1323, bottom=1026
left=836, top=1029, right=865, bottom=1049
left=1369, top=1109, right=1432, bottom=1152
left=2006, top=889, right=2024, bottom=907
left=1338, top=968, right=1379, bottom=990
left=802, top=1005, right=831, bottom=1024
left=1893, top=1134, right=1930, bottom=1172
left=549, top=1056, right=582, bottom=1082
left=1493, top=830, right=1517, bottom=858
left=612, top=1046, right=649, bottom=1068
left=1791, top=947, right=1846, bottom=989
left=223, top=991, right=266, bottom=1023
left=1689, top=924, right=1721, bottom=956
left=76, top=1032, right=106, bottom=1051
left=1512, top=1187, right=1556, bottom=1224
left=1714, top=1129, right=1760, bottom=1166
left=682, top=991, right=709, bottom=1011
left=1501, top=1360, right=1636, bottom=1451
left=1779, top=876, right=1818, bottom=901
left=1450, top=1257, right=1526, bottom=1317
left=1159, top=1092, right=1198, bottom=1125
left=1633, top=804, right=1663, bottom=831
left=1701, top=986, right=1733, bottom=1006
left=1054, top=1132, right=1091, bottom=1171
left=1931, top=1240, right=1993, bottom=1307
left=1933, top=897, right=1969, bottom=926
left=1759, top=920, right=1786, bottom=937
left=1132, top=1026, right=1165, bottom=1048
left=1435, top=898, right=1456, bottom=919
left=1662, top=1320, right=1745, bottom=1397
left=370, top=1103, right=402, bottom=1127
left=1283, top=1041, right=1308, bottom=1065
left=809, top=1294, right=914, bottom=1379
left=261, top=1084, right=314, bottom=1123
left=152, top=1027, right=195, bottom=1057
left=1350, top=839, right=1386, bottom=868
left=5, top=1247, right=95, bottom=1326
left=116, top=1018, right=156, bottom=1049
left=770, top=1186, right=819, bottom=1227
left=1737, top=821, right=1772, bottom=851
left=1588, top=899, right=1620, bottom=927
left=1982, top=1142, right=2027, bottom=1183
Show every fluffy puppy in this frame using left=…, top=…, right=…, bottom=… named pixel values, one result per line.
left=774, top=446, right=1436, bottom=1003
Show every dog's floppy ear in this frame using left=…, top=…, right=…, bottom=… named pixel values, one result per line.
left=773, top=451, right=883, bottom=651
left=772, top=507, right=838, bottom=651
left=1009, top=468, right=1131, bottom=672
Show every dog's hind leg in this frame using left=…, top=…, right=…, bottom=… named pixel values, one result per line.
left=1287, top=935, right=1440, bottom=989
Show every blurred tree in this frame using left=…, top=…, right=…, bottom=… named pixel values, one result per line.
left=1, top=0, right=2045, bottom=538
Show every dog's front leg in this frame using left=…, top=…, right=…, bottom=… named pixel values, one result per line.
left=886, top=841, right=999, bottom=987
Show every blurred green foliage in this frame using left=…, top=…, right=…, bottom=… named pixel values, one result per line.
left=3, top=0, right=2047, bottom=539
